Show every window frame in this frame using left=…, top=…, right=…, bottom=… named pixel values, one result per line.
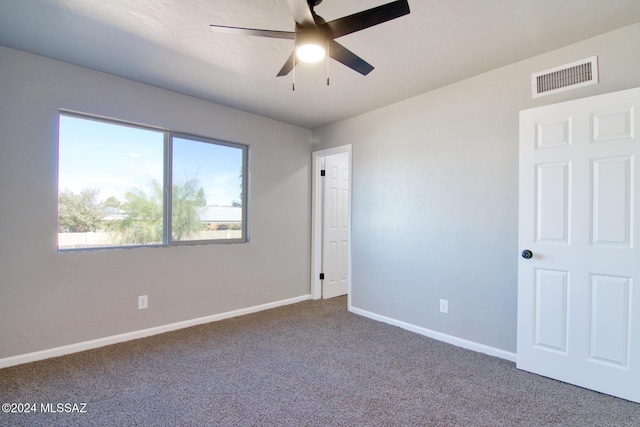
left=58, top=110, right=249, bottom=252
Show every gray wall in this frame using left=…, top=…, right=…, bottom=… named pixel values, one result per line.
left=0, top=47, right=313, bottom=359
left=313, top=24, right=640, bottom=353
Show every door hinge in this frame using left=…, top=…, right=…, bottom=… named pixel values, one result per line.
left=320, top=169, right=326, bottom=177
left=319, top=273, right=325, bottom=280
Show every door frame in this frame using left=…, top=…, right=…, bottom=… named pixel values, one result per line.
left=311, top=144, right=352, bottom=302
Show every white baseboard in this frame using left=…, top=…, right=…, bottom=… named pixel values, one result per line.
left=349, top=305, right=517, bottom=362
left=0, top=294, right=312, bottom=369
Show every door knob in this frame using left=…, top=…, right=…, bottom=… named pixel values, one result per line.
left=521, top=249, right=533, bottom=259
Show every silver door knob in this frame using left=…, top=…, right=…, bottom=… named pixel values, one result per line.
left=521, top=250, right=533, bottom=259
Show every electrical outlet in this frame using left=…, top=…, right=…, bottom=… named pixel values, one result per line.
left=439, top=299, right=448, bottom=314
left=138, top=295, right=148, bottom=310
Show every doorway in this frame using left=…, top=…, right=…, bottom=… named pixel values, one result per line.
left=311, top=145, right=352, bottom=302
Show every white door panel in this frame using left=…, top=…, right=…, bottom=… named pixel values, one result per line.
left=535, top=161, right=571, bottom=243
left=322, top=152, right=349, bottom=299
left=518, top=87, right=640, bottom=403
left=533, top=268, right=569, bottom=353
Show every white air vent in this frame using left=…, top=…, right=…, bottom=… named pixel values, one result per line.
left=532, top=56, right=598, bottom=98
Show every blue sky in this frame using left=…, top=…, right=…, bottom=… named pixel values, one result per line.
left=58, top=115, right=243, bottom=207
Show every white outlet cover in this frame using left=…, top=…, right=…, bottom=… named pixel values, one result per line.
left=138, top=295, right=148, bottom=309
left=439, top=299, right=448, bottom=313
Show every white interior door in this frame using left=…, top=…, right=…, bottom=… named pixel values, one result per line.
left=322, top=152, right=350, bottom=299
left=517, top=87, right=640, bottom=403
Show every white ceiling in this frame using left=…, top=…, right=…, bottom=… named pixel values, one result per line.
left=1, top=0, right=639, bottom=129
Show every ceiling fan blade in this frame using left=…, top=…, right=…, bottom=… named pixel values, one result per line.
left=286, top=0, right=316, bottom=27
left=328, top=40, right=374, bottom=76
left=321, top=0, right=410, bottom=39
left=209, top=24, right=295, bottom=39
left=276, top=51, right=296, bottom=77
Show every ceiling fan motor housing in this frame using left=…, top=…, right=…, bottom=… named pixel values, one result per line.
left=295, top=28, right=327, bottom=47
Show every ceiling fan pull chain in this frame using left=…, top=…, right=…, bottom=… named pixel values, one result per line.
left=326, top=40, right=330, bottom=86
left=292, top=53, right=296, bottom=91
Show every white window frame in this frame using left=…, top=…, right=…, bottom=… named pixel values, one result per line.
left=58, top=111, right=249, bottom=251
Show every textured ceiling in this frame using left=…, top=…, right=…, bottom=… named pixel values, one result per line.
left=1, top=0, right=640, bottom=128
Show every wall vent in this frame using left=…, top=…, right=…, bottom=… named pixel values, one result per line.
left=532, top=56, right=598, bottom=98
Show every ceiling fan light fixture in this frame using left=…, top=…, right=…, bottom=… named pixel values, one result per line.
left=296, top=43, right=326, bottom=63
left=295, top=29, right=327, bottom=63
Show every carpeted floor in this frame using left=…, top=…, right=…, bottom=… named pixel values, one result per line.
left=1, top=296, right=638, bottom=426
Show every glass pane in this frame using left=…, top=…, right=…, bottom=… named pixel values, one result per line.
left=171, top=137, right=244, bottom=242
left=58, top=115, right=164, bottom=250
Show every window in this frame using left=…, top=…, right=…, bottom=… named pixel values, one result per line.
left=57, top=112, right=247, bottom=251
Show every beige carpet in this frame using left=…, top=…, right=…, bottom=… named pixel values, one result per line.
left=1, top=296, right=639, bottom=426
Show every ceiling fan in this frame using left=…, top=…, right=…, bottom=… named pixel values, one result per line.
left=209, top=0, right=411, bottom=79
